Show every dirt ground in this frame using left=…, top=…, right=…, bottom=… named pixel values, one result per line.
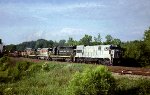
left=108, top=66, right=150, bottom=76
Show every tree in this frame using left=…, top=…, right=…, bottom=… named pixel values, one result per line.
left=6, top=44, right=16, bottom=52
left=59, top=39, right=66, bottom=46
left=48, top=40, right=54, bottom=48
left=79, top=34, right=92, bottom=45
left=16, top=44, right=25, bottom=51
left=112, top=38, right=121, bottom=46
left=67, top=37, right=74, bottom=46
left=143, top=27, right=150, bottom=66
left=121, top=40, right=147, bottom=67
left=123, top=41, right=142, bottom=60
left=93, top=33, right=102, bottom=45
left=35, top=39, right=49, bottom=49
left=144, top=27, right=150, bottom=50
left=105, top=35, right=113, bottom=44
left=53, top=41, right=59, bottom=47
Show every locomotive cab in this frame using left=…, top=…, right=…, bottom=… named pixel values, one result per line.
left=109, top=45, right=122, bottom=65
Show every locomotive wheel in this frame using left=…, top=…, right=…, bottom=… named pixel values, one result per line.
left=49, top=57, right=52, bottom=61
left=97, top=59, right=103, bottom=64
left=103, top=59, right=111, bottom=66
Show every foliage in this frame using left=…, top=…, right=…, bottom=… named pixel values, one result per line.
left=16, top=61, right=33, bottom=72
left=16, top=41, right=36, bottom=51
left=115, top=78, right=150, bottom=95
left=104, top=35, right=121, bottom=46
left=28, top=64, right=42, bottom=73
left=42, top=62, right=49, bottom=71
left=105, top=35, right=113, bottom=44
left=79, top=34, right=92, bottom=45
left=0, top=57, right=34, bottom=83
left=48, top=40, right=54, bottom=47
left=112, top=38, right=121, bottom=46
left=67, top=66, right=116, bottom=95
left=0, top=58, right=150, bottom=95
left=93, top=33, right=102, bottom=45
left=35, top=39, right=50, bottom=49
left=144, top=27, right=150, bottom=49
left=67, top=37, right=75, bottom=46
left=143, top=27, right=150, bottom=66
left=6, top=39, right=54, bottom=51
left=5, top=44, right=16, bottom=52
left=0, top=60, right=85, bottom=95
left=59, top=39, right=66, bottom=46
left=123, top=41, right=142, bottom=60
left=118, top=27, right=150, bottom=67
left=0, top=56, right=10, bottom=64
left=0, top=56, right=11, bottom=71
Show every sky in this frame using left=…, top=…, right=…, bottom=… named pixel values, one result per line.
left=0, top=0, right=150, bottom=45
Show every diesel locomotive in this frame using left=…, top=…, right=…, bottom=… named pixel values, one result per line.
left=75, top=45, right=121, bottom=65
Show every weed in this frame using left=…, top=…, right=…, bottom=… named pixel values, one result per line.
left=67, top=65, right=116, bottom=95
left=42, top=62, right=49, bottom=71
left=0, top=56, right=10, bottom=64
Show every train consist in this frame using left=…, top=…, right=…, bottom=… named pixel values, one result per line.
left=20, top=45, right=122, bottom=65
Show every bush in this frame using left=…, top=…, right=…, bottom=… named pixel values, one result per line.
left=0, top=56, right=10, bottom=64
left=67, top=66, right=116, bottom=95
left=138, top=79, right=150, bottom=95
left=42, top=62, right=49, bottom=71
left=7, top=67, right=20, bottom=81
left=0, top=62, right=9, bottom=71
left=0, top=56, right=10, bottom=70
left=115, top=78, right=150, bottom=95
left=3, top=88, right=15, bottom=95
left=16, top=61, right=33, bottom=72
left=15, top=61, right=34, bottom=79
left=28, top=64, right=42, bottom=72
left=0, top=61, right=34, bottom=83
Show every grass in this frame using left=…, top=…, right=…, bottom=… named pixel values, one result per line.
left=0, top=57, right=150, bottom=95
left=115, top=77, right=150, bottom=95
left=0, top=58, right=93, bottom=95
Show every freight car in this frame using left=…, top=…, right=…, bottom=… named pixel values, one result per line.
left=21, top=48, right=36, bottom=58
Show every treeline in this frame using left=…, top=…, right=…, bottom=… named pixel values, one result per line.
left=5, top=27, right=150, bottom=67
left=6, top=33, right=121, bottom=51
left=121, top=27, right=150, bottom=67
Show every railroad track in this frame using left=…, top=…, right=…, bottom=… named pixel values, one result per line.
left=108, top=66, right=150, bottom=76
